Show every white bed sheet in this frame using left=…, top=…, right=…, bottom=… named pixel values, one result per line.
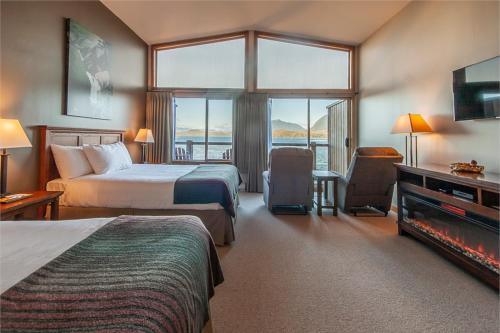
left=0, top=218, right=113, bottom=293
left=47, top=164, right=222, bottom=210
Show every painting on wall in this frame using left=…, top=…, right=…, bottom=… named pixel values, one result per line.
left=65, top=19, right=113, bottom=119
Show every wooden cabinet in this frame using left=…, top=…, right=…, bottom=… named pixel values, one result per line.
left=396, top=163, right=499, bottom=289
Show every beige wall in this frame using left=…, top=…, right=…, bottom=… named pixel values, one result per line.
left=1, top=0, right=147, bottom=193
left=359, top=1, right=500, bottom=173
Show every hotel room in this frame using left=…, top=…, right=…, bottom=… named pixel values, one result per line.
left=0, top=1, right=498, bottom=332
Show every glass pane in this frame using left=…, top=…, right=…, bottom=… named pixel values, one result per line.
left=310, top=99, right=336, bottom=171
left=156, top=38, right=245, bottom=88
left=174, top=97, right=206, bottom=160
left=315, top=146, right=328, bottom=171
left=257, top=38, right=349, bottom=89
left=208, top=99, right=233, bottom=160
left=270, top=98, right=308, bottom=148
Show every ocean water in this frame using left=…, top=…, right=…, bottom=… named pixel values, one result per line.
left=175, top=136, right=328, bottom=170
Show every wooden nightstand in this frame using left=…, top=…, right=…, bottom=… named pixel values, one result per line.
left=0, top=191, right=63, bottom=221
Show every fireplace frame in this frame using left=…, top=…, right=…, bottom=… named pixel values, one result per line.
left=396, top=163, right=499, bottom=290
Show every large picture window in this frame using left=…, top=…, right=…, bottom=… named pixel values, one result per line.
left=174, top=97, right=233, bottom=161
left=256, top=34, right=351, bottom=90
left=153, top=33, right=247, bottom=89
left=151, top=31, right=356, bottom=168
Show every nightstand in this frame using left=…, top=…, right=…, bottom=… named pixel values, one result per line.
left=0, top=191, right=63, bottom=221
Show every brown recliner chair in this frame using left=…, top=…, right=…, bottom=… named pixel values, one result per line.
left=335, top=147, right=403, bottom=216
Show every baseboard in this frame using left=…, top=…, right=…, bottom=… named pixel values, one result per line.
left=390, top=205, right=398, bottom=213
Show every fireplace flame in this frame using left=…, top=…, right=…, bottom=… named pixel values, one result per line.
left=409, top=219, right=500, bottom=273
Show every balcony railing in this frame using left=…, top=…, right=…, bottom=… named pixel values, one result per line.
left=174, top=140, right=232, bottom=161
left=175, top=140, right=328, bottom=170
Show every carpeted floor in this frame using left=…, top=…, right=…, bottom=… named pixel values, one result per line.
left=211, top=193, right=499, bottom=333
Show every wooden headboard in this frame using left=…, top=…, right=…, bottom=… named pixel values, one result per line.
left=38, top=126, right=125, bottom=190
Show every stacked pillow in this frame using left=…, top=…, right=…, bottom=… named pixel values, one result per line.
left=83, top=142, right=132, bottom=175
left=51, top=142, right=133, bottom=179
left=50, top=145, right=93, bottom=179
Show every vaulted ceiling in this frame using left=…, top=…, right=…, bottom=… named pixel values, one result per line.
left=101, top=0, right=410, bottom=45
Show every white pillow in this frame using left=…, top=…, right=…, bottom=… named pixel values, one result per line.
left=50, top=144, right=93, bottom=179
left=117, top=141, right=133, bottom=167
left=83, top=142, right=132, bottom=175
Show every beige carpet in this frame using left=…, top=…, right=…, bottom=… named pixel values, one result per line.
left=211, top=193, right=499, bottom=333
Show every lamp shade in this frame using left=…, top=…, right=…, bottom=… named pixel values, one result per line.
left=391, top=113, right=432, bottom=134
left=0, top=119, right=32, bottom=149
left=134, top=128, right=154, bottom=143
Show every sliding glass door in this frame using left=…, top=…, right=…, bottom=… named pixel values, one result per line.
left=269, top=97, right=350, bottom=171
left=174, top=96, right=233, bottom=162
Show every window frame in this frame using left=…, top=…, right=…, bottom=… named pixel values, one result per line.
left=150, top=31, right=250, bottom=91
left=254, top=31, right=355, bottom=94
left=172, top=93, right=235, bottom=164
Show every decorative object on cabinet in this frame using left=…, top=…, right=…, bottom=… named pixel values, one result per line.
left=450, top=160, right=485, bottom=173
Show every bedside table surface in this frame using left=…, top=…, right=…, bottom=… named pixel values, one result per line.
left=0, top=191, right=63, bottom=214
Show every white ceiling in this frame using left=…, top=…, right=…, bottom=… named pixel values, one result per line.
left=101, top=0, right=411, bottom=46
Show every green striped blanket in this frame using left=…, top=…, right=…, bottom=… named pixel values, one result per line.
left=0, top=215, right=224, bottom=333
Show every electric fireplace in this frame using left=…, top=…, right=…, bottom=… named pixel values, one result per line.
left=403, top=194, right=499, bottom=274
left=396, top=164, right=499, bottom=289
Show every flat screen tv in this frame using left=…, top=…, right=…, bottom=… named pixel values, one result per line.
left=453, top=56, right=500, bottom=121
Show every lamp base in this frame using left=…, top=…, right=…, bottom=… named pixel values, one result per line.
left=1, top=149, right=8, bottom=197
left=404, top=135, right=418, bottom=167
left=141, top=143, right=147, bottom=164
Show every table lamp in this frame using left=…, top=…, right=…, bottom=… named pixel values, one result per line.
left=0, top=119, right=32, bottom=197
left=134, top=128, right=154, bottom=163
left=391, top=113, right=432, bottom=167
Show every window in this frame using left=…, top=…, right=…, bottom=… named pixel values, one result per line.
left=174, top=97, right=233, bottom=161
left=270, top=98, right=342, bottom=170
left=154, top=33, right=246, bottom=89
left=257, top=34, right=351, bottom=90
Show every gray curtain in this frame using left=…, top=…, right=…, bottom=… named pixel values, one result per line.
left=233, top=93, right=269, bottom=192
left=145, top=92, right=173, bottom=164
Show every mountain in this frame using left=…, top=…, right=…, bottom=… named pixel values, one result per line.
left=272, top=119, right=306, bottom=132
left=311, top=115, right=328, bottom=131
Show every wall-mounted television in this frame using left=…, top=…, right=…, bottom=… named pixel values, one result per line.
left=453, top=56, right=499, bottom=121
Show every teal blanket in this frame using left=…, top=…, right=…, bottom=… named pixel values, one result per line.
left=174, top=164, right=241, bottom=217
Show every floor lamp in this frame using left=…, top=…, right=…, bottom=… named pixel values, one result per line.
left=0, top=119, right=32, bottom=198
left=391, top=114, right=432, bottom=167
left=134, top=128, right=154, bottom=163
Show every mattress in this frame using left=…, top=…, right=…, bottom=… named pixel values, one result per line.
left=0, top=218, right=113, bottom=293
left=47, top=164, right=222, bottom=210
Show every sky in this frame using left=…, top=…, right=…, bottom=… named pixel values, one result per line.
left=175, top=98, right=232, bottom=131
